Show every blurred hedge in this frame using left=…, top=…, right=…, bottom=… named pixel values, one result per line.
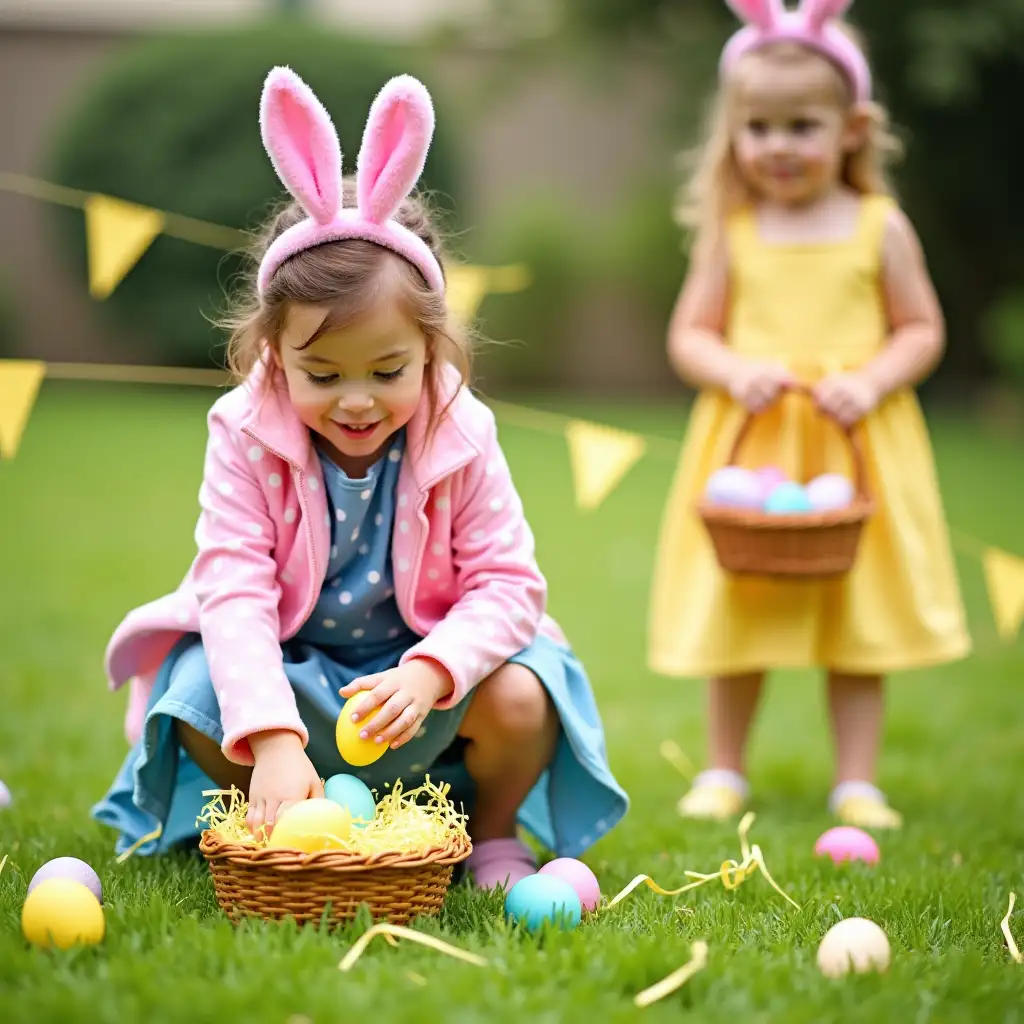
left=45, top=24, right=463, bottom=368
left=0, top=277, right=16, bottom=358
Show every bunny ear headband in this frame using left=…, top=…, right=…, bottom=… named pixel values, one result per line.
left=257, top=66, right=445, bottom=296
left=720, top=0, right=871, bottom=102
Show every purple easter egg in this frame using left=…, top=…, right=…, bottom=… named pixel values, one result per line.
left=28, top=857, right=103, bottom=904
left=0, top=781, right=10, bottom=809
left=704, top=467, right=763, bottom=508
left=814, top=826, right=879, bottom=865
left=806, top=473, right=854, bottom=511
left=538, top=857, right=602, bottom=912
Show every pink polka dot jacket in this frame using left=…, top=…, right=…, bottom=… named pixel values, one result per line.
left=104, top=362, right=566, bottom=764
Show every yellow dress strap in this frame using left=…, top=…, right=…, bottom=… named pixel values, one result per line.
left=725, top=205, right=757, bottom=259
left=854, top=193, right=896, bottom=262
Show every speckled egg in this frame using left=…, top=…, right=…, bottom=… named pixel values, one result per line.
left=704, top=467, right=763, bottom=508
left=807, top=473, right=855, bottom=511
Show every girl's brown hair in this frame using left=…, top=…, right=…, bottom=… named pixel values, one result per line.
left=220, top=177, right=471, bottom=434
left=676, top=27, right=902, bottom=248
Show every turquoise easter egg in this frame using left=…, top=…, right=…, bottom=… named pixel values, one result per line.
left=764, top=481, right=812, bottom=514
left=323, top=773, right=377, bottom=827
left=504, top=874, right=582, bottom=932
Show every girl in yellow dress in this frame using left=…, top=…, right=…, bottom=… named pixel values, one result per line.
left=648, top=0, right=971, bottom=829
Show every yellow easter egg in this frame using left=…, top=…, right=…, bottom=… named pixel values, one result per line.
left=22, top=878, right=105, bottom=949
left=335, top=695, right=387, bottom=767
left=266, top=798, right=353, bottom=852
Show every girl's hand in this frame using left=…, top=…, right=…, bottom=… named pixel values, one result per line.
left=339, top=659, right=454, bottom=750
left=727, top=360, right=794, bottom=413
left=246, top=730, right=324, bottom=840
left=813, top=372, right=880, bottom=427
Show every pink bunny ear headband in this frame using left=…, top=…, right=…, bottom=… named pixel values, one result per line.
left=257, top=66, right=445, bottom=297
left=720, top=0, right=871, bottom=102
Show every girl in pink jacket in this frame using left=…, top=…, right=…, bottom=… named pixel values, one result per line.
left=91, top=68, right=628, bottom=889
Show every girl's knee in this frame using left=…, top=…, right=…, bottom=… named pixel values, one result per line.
left=176, top=720, right=251, bottom=792
left=463, top=664, right=555, bottom=743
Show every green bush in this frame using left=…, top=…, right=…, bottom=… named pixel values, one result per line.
left=46, top=23, right=463, bottom=368
left=0, top=278, right=17, bottom=358
left=982, top=290, right=1024, bottom=388
left=470, top=192, right=596, bottom=390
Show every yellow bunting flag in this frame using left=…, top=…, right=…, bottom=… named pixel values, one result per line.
left=84, top=194, right=165, bottom=300
left=447, top=263, right=531, bottom=324
left=982, top=547, right=1024, bottom=642
left=0, top=359, right=46, bottom=459
left=565, top=419, right=646, bottom=511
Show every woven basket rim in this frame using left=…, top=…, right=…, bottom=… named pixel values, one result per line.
left=698, top=497, right=872, bottom=529
left=199, top=828, right=472, bottom=872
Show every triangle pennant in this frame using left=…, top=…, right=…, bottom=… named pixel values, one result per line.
left=0, top=360, right=46, bottom=459
left=983, top=547, right=1024, bottom=642
left=565, top=419, right=646, bottom=511
left=447, top=263, right=531, bottom=324
left=84, top=194, right=165, bottom=299
left=447, top=265, right=490, bottom=325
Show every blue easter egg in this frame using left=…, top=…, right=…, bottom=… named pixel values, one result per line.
left=323, top=773, right=377, bottom=827
left=764, top=481, right=812, bottom=514
left=504, top=874, right=582, bottom=932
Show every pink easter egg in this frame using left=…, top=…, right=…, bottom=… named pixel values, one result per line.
left=0, top=780, right=10, bottom=809
left=28, top=857, right=103, bottom=903
left=756, top=466, right=788, bottom=494
left=806, top=473, right=854, bottom=511
left=704, top=467, right=763, bottom=509
left=814, top=826, right=880, bottom=865
left=538, top=857, right=602, bottom=912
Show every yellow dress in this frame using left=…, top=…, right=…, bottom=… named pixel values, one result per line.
left=648, top=194, right=972, bottom=678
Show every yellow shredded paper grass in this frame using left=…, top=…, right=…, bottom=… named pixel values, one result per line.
left=196, top=776, right=469, bottom=856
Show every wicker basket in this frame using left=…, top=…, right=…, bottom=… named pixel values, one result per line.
left=697, top=385, right=873, bottom=579
left=199, top=829, right=472, bottom=928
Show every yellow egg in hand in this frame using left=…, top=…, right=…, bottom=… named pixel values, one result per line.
left=266, top=798, right=353, bottom=852
left=335, top=694, right=387, bottom=767
left=22, top=878, right=105, bottom=949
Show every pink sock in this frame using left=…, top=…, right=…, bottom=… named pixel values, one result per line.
left=466, top=837, right=537, bottom=890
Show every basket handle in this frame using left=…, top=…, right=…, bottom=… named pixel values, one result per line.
left=725, top=382, right=870, bottom=500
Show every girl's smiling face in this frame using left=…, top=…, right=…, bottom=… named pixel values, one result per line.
left=274, top=297, right=428, bottom=476
left=730, top=48, right=867, bottom=206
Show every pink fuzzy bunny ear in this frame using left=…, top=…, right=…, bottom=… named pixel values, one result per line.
left=356, top=75, right=435, bottom=226
left=800, top=0, right=854, bottom=31
left=260, top=66, right=342, bottom=224
left=724, top=0, right=784, bottom=30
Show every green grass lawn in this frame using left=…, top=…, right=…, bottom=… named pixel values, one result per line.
left=1, top=382, right=1023, bottom=1022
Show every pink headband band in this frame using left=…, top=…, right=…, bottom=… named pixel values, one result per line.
left=257, top=66, right=445, bottom=297
left=720, top=0, right=871, bottom=102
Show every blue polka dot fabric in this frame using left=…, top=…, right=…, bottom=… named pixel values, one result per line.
left=295, top=430, right=418, bottom=657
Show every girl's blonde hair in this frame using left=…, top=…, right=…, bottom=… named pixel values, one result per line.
left=220, top=177, right=471, bottom=435
left=676, top=25, right=902, bottom=247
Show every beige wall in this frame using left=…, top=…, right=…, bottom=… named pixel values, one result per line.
left=0, top=25, right=678, bottom=391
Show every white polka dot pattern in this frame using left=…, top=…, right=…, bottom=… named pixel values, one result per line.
left=105, top=382, right=555, bottom=762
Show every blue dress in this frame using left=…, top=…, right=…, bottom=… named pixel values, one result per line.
left=92, top=430, right=628, bottom=858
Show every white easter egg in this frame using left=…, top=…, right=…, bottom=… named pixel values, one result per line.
left=817, top=917, right=891, bottom=978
